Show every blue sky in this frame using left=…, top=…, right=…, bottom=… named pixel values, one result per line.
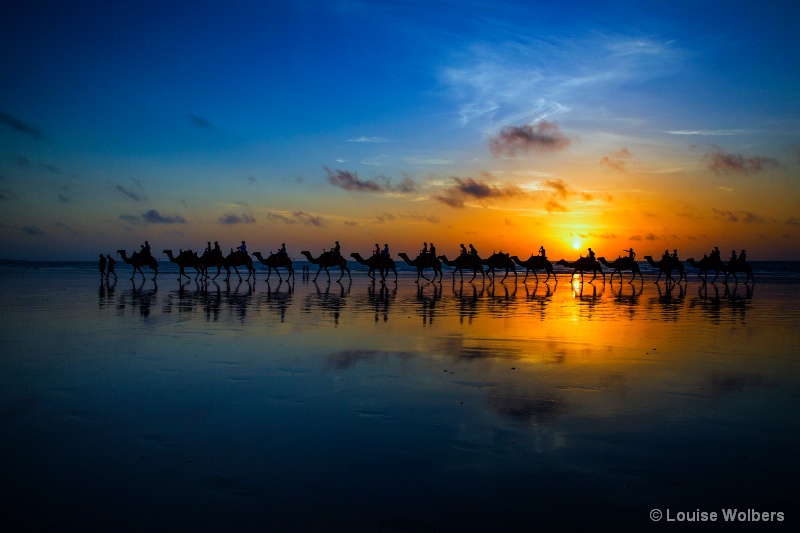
left=2, top=0, right=799, bottom=260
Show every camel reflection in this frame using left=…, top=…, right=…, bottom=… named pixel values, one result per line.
left=523, top=282, right=555, bottom=321
left=304, top=280, right=351, bottom=326
left=255, top=279, right=294, bottom=322
left=648, top=283, right=687, bottom=321
left=414, top=282, right=441, bottom=326
left=690, top=283, right=753, bottom=324
left=116, top=278, right=158, bottom=317
left=452, top=283, right=483, bottom=325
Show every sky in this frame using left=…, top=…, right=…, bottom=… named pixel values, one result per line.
left=2, top=0, right=800, bottom=261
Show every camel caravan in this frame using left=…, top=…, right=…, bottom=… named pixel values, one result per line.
left=108, top=240, right=754, bottom=285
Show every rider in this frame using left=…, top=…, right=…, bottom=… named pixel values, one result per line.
left=383, top=243, right=390, bottom=257
left=672, top=249, right=679, bottom=261
left=237, top=241, right=247, bottom=255
left=374, top=243, right=381, bottom=257
left=142, top=240, right=152, bottom=258
left=421, top=242, right=428, bottom=256
left=460, top=244, right=468, bottom=258
left=624, top=247, right=635, bottom=259
left=739, top=249, right=747, bottom=262
left=205, top=242, right=212, bottom=254
left=279, top=243, right=287, bottom=258
left=213, top=241, right=222, bottom=256
left=539, top=245, right=547, bottom=258
left=588, top=247, right=596, bottom=261
left=730, top=249, right=738, bottom=262
left=333, top=241, right=341, bottom=260
left=429, top=242, right=436, bottom=257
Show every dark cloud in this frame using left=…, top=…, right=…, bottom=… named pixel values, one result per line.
left=187, top=113, right=214, bottom=129
left=116, top=185, right=146, bottom=202
left=543, top=178, right=570, bottom=199
left=218, top=213, right=256, bottom=225
left=120, top=209, right=186, bottom=225
left=545, top=199, right=568, bottom=213
left=324, top=167, right=418, bottom=194
left=376, top=212, right=396, bottom=223
left=488, top=120, right=571, bottom=157
left=0, top=112, right=44, bottom=141
left=702, top=146, right=780, bottom=175
left=711, top=209, right=765, bottom=224
left=18, top=225, right=43, bottom=235
left=630, top=233, right=658, bottom=241
left=434, top=174, right=526, bottom=208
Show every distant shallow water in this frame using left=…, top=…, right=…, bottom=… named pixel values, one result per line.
left=1, top=268, right=798, bottom=531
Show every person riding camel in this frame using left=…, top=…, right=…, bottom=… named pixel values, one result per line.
left=383, top=244, right=390, bottom=257
left=421, top=242, right=428, bottom=257
left=333, top=241, right=341, bottom=261
left=237, top=241, right=247, bottom=256
left=374, top=243, right=381, bottom=257
left=739, top=249, right=747, bottom=262
left=624, top=247, right=635, bottom=259
left=279, top=243, right=287, bottom=258
left=588, top=247, right=596, bottom=261
left=672, top=249, right=679, bottom=261
left=429, top=242, right=436, bottom=257
left=460, top=244, right=468, bottom=258
left=539, top=245, right=547, bottom=258
left=730, top=249, right=738, bottom=262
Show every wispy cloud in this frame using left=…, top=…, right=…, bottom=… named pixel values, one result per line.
left=702, top=145, right=780, bottom=175
left=325, top=167, right=417, bottom=193
left=488, top=121, right=571, bottom=157
left=218, top=213, right=256, bottom=225
left=667, top=129, right=743, bottom=136
left=347, top=136, right=389, bottom=143
left=599, top=147, right=632, bottom=171
left=120, top=209, right=187, bottom=225
left=116, top=185, right=146, bottom=202
left=0, top=111, right=44, bottom=141
left=630, top=233, right=658, bottom=241
left=711, top=208, right=765, bottom=224
left=18, top=225, right=43, bottom=235
left=265, top=210, right=324, bottom=226
left=187, top=113, right=214, bottom=129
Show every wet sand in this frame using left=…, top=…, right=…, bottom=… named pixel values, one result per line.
left=1, top=266, right=798, bottom=531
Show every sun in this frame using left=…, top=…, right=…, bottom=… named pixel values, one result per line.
left=572, top=240, right=581, bottom=250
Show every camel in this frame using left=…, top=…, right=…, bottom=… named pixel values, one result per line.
left=200, top=250, right=254, bottom=282
left=598, top=256, right=642, bottom=283
left=300, top=250, right=351, bottom=282
left=252, top=251, right=295, bottom=282
left=510, top=255, right=554, bottom=283
left=686, top=256, right=725, bottom=283
left=397, top=253, right=443, bottom=283
left=482, top=252, right=517, bottom=283
left=163, top=249, right=202, bottom=280
left=556, top=257, right=605, bottom=283
left=725, top=258, right=754, bottom=284
left=349, top=252, right=397, bottom=282
left=644, top=255, right=686, bottom=284
left=437, top=254, right=484, bottom=283
left=117, top=249, right=158, bottom=280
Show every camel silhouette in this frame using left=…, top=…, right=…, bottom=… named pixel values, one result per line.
left=301, top=250, right=351, bottom=282
left=117, top=249, right=158, bottom=281
left=510, top=255, right=555, bottom=283
left=643, top=255, right=686, bottom=284
left=725, top=257, right=754, bottom=284
left=252, top=251, right=295, bottom=282
left=598, top=256, right=642, bottom=283
left=349, top=252, right=397, bottom=282
left=397, top=252, right=443, bottom=283
left=437, top=254, right=485, bottom=283
left=200, top=250, right=254, bottom=282
left=556, top=257, right=605, bottom=283
left=163, top=249, right=202, bottom=280
left=481, top=252, right=517, bottom=283
left=686, top=256, right=725, bottom=283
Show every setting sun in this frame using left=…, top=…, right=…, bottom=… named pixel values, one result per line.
left=572, top=241, right=581, bottom=250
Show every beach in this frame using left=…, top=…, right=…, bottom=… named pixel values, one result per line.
left=1, top=262, right=798, bottom=531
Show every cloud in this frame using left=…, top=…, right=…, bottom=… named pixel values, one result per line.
left=116, top=185, right=146, bottom=202
left=18, top=225, right=43, bottom=235
left=711, top=209, right=765, bottom=224
left=667, top=129, right=743, bottom=136
left=293, top=210, right=323, bottom=226
left=599, top=147, right=632, bottom=171
left=702, top=146, right=780, bottom=175
left=187, top=113, right=214, bottom=129
left=630, top=233, right=658, bottom=241
left=433, top=174, right=527, bottom=208
left=544, top=200, right=568, bottom=213
left=0, top=111, right=44, bottom=140
left=325, top=167, right=418, bottom=193
left=120, top=209, right=187, bottom=225
left=54, top=222, right=79, bottom=235
left=488, top=121, right=571, bottom=157
left=218, top=213, right=256, bottom=225
left=347, top=136, right=389, bottom=143
left=542, top=178, right=571, bottom=199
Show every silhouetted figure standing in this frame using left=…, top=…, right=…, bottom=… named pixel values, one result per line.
left=99, top=254, right=107, bottom=279
left=106, top=255, right=117, bottom=280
